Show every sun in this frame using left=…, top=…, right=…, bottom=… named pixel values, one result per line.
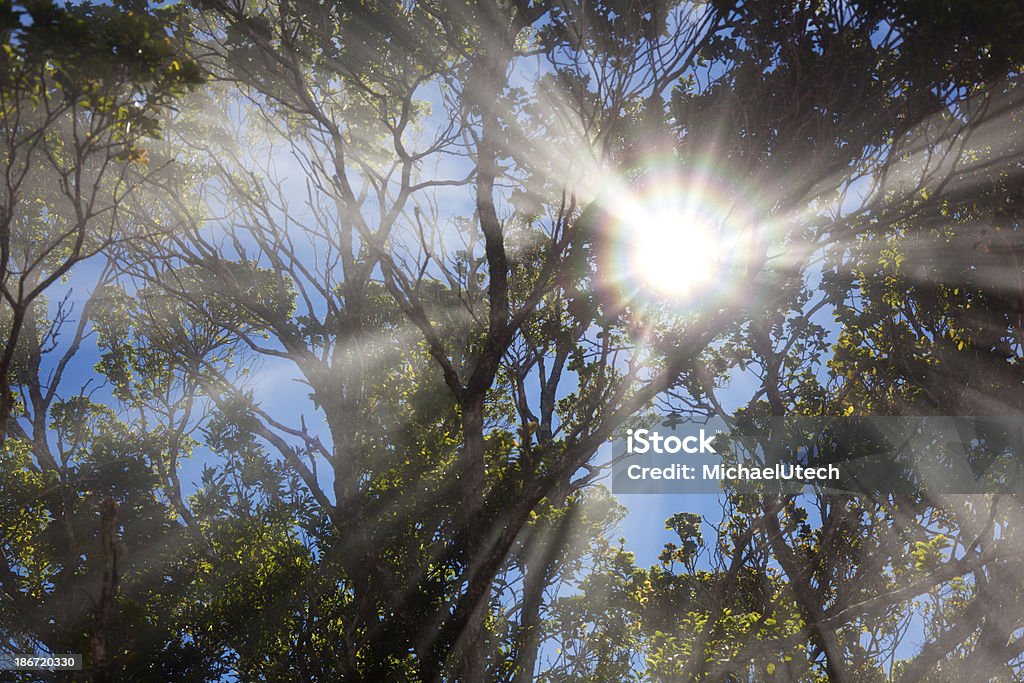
left=594, top=163, right=756, bottom=310
left=628, top=206, right=724, bottom=299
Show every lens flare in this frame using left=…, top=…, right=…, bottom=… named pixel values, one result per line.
left=629, top=204, right=723, bottom=299
left=596, top=162, right=758, bottom=310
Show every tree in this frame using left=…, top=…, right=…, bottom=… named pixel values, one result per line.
left=4, top=0, right=1024, bottom=680
left=0, top=0, right=202, bottom=437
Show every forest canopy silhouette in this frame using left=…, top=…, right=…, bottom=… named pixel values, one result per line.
left=3, top=0, right=1024, bottom=680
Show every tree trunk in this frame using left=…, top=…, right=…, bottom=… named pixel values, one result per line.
left=513, top=501, right=574, bottom=683
left=91, top=499, right=119, bottom=683
left=456, top=399, right=488, bottom=681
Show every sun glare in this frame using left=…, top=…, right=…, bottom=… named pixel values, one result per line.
left=597, top=165, right=754, bottom=307
left=629, top=208, right=723, bottom=299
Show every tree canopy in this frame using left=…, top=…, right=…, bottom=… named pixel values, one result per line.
left=3, top=0, right=1024, bottom=680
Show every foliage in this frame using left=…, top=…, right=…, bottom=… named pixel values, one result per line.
left=3, top=0, right=1024, bottom=681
